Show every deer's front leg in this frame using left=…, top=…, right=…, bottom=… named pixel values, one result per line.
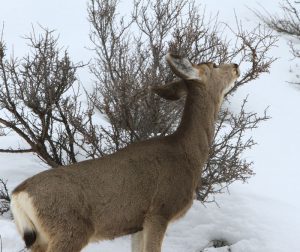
left=131, top=231, right=144, bottom=252
left=143, top=215, right=168, bottom=252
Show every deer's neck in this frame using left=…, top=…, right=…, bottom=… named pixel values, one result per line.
left=174, top=83, right=216, bottom=153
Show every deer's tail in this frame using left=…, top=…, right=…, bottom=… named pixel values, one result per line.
left=11, top=192, right=37, bottom=248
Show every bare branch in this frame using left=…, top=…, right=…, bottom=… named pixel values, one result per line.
left=255, top=1, right=300, bottom=86
left=0, top=148, right=33, bottom=153
left=0, top=27, right=86, bottom=167
left=0, top=0, right=275, bottom=205
left=0, top=179, right=10, bottom=216
left=88, top=0, right=275, bottom=202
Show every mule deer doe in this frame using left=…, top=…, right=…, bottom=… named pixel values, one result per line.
left=10, top=53, right=240, bottom=252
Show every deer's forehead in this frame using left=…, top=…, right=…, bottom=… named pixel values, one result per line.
left=193, top=62, right=212, bottom=69
left=192, top=63, right=211, bottom=76
left=194, top=63, right=233, bottom=78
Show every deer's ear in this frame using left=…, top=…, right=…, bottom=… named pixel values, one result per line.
left=151, top=80, right=187, bottom=100
left=166, top=53, right=202, bottom=81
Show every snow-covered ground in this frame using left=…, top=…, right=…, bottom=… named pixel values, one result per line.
left=1, top=0, right=300, bottom=251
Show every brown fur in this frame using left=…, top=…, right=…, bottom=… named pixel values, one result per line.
left=10, top=53, right=239, bottom=252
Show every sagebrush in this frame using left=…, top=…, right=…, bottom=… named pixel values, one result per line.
left=0, top=0, right=277, bottom=206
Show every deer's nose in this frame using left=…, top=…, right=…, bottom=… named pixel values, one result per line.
left=233, top=64, right=240, bottom=77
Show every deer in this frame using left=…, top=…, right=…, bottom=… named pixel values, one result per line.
left=10, top=53, right=240, bottom=252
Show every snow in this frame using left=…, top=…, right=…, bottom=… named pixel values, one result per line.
left=1, top=0, right=300, bottom=251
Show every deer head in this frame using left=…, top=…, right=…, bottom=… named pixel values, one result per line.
left=153, top=53, right=239, bottom=115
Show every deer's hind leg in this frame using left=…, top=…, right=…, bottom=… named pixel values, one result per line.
left=45, top=218, right=93, bottom=252
left=143, top=215, right=168, bottom=252
left=30, top=242, right=47, bottom=252
left=45, top=233, right=89, bottom=252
